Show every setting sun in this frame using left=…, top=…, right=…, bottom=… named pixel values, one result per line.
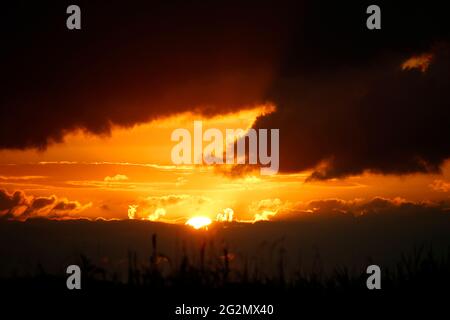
left=185, top=216, right=212, bottom=229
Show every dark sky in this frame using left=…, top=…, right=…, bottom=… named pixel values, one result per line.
left=1, top=0, right=450, bottom=179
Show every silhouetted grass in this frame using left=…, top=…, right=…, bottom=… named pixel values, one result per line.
left=3, top=233, right=448, bottom=319
left=2, top=233, right=450, bottom=298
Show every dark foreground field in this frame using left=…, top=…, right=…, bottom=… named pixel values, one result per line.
left=1, top=215, right=450, bottom=317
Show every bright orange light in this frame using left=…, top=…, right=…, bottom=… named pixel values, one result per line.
left=186, top=216, right=212, bottom=229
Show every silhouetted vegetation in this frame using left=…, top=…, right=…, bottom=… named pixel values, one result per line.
left=3, top=233, right=450, bottom=298
left=2, top=232, right=449, bottom=319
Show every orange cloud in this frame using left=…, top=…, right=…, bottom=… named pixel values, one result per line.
left=401, top=53, right=433, bottom=72
left=249, top=198, right=287, bottom=222
left=429, top=179, right=450, bottom=192
left=104, top=174, right=129, bottom=182
left=128, top=194, right=212, bottom=221
left=0, top=189, right=91, bottom=221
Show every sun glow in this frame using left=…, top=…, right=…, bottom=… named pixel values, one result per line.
left=186, top=216, right=212, bottom=229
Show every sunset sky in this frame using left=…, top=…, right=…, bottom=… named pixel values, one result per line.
left=2, top=105, right=450, bottom=223
left=2, top=1, right=450, bottom=225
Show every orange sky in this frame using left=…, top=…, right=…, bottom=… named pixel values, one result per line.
left=1, top=105, right=450, bottom=223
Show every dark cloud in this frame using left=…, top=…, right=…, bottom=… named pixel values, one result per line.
left=268, top=197, right=450, bottom=222
left=0, top=189, right=89, bottom=220
left=31, top=196, right=56, bottom=210
left=0, top=190, right=27, bottom=211
left=53, top=201, right=78, bottom=211
left=1, top=0, right=293, bottom=149
left=251, top=0, right=450, bottom=179
left=2, top=1, right=450, bottom=179
left=255, top=44, right=450, bottom=179
left=280, top=197, right=450, bottom=220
